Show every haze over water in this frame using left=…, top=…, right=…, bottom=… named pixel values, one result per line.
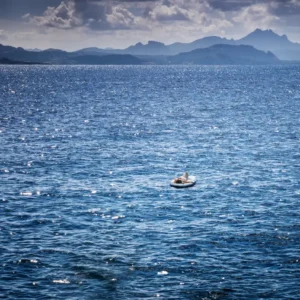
left=1, top=65, right=300, bottom=299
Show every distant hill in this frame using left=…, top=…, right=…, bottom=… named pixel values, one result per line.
left=168, top=44, right=279, bottom=65
left=0, top=44, right=144, bottom=65
left=26, top=48, right=42, bottom=52
left=168, top=36, right=236, bottom=55
left=0, top=57, right=43, bottom=65
left=123, top=41, right=171, bottom=55
left=0, top=44, right=69, bottom=63
left=73, top=47, right=109, bottom=55
left=75, top=41, right=172, bottom=56
left=0, top=41, right=282, bottom=65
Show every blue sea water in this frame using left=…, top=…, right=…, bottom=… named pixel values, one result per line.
left=0, top=65, right=300, bottom=299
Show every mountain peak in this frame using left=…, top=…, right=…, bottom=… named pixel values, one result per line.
left=252, top=28, right=276, bottom=36
left=240, top=28, right=289, bottom=42
left=147, top=41, right=165, bottom=46
left=242, top=28, right=294, bottom=43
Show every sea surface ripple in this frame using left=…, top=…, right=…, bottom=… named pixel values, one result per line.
left=1, top=65, right=300, bottom=299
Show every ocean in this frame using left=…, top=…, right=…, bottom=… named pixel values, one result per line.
left=1, top=65, right=300, bottom=299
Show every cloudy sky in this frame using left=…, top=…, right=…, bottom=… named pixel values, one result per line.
left=0, top=0, right=300, bottom=50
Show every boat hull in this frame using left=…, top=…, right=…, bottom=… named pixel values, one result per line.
left=170, top=176, right=196, bottom=188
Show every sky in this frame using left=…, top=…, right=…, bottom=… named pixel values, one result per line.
left=0, top=0, right=300, bottom=51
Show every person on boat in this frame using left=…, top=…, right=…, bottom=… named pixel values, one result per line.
left=174, top=172, right=189, bottom=183
left=183, top=172, right=189, bottom=180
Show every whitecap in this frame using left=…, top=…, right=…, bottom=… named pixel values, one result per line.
left=112, top=215, right=125, bottom=220
left=88, top=208, right=101, bottom=214
left=20, top=192, right=32, bottom=196
left=157, top=271, right=168, bottom=275
left=53, top=279, right=70, bottom=284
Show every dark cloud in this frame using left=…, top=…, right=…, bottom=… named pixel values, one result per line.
left=0, top=0, right=62, bottom=19
left=2, top=0, right=299, bottom=38
left=269, top=0, right=300, bottom=16
left=2, top=0, right=300, bottom=24
left=72, top=0, right=158, bottom=2
left=209, top=0, right=254, bottom=12
left=210, top=0, right=300, bottom=18
left=0, top=0, right=300, bottom=19
left=208, top=0, right=300, bottom=30
left=73, top=0, right=110, bottom=23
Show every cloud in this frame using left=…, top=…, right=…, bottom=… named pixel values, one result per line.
left=22, top=13, right=31, bottom=20
left=31, top=0, right=145, bottom=30
left=14, top=31, right=36, bottom=41
left=27, top=0, right=235, bottom=43
left=32, top=0, right=233, bottom=32
left=147, top=3, right=190, bottom=21
left=32, top=1, right=82, bottom=29
left=209, top=0, right=254, bottom=12
left=232, top=3, right=280, bottom=31
left=291, top=0, right=300, bottom=6
left=0, top=29, right=8, bottom=40
left=26, top=0, right=300, bottom=45
left=146, top=0, right=233, bottom=32
left=106, top=6, right=142, bottom=29
left=82, top=2, right=144, bottom=30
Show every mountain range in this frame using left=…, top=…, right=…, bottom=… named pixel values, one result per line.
left=76, top=29, right=300, bottom=61
left=0, top=29, right=299, bottom=65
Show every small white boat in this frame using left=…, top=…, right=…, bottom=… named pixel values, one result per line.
left=170, top=175, right=196, bottom=188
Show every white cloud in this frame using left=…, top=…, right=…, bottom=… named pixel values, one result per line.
left=0, top=29, right=8, bottom=40
left=148, top=3, right=190, bottom=21
left=232, top=3, right=280, bottom=31
left=107, top=6, right=143, bottom=29
left=88, top=4, right=145, bottom=30
left=22, top=13, right=31, bottom=20
left=144, top=0, right=234, bottom=41
left=32, top=1, right=82, bottom=29
left=31, top=0, right=144, bottom=31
